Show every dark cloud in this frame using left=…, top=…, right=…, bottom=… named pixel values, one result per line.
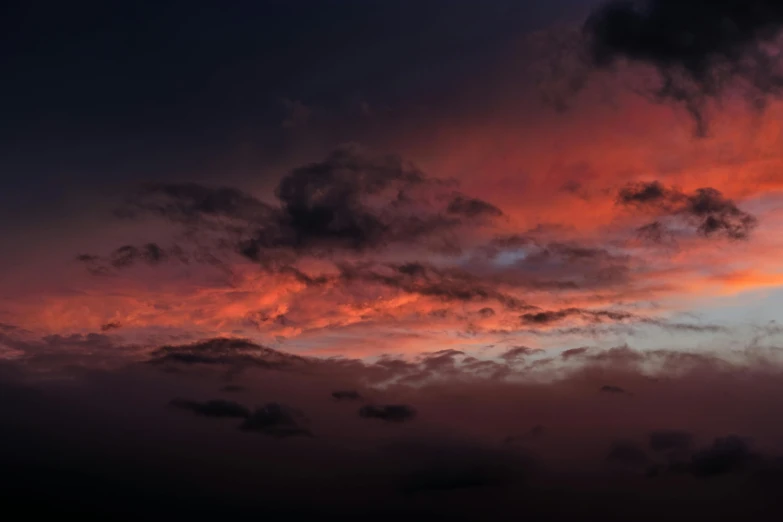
left=446, top=195, right=504, bottom=218
left=636, top=221, right=672, bottom=243
left=654, top=321, right=728, bottom=334
left=585, top=0, right=783, bottom=134
left=689, top=435, right=758, bottom=477
left=271, top=146, right=432, bottom=252
left=420, top=350, right=466, bottom=371
left=146, top=337, right=307, bottom=371
left=618, top=182, right=758, bottom=240
left=0, top=323, right=22, bottom=333
left=562, top=347, right=590, bottom=359
left=110, top=243, right=168, bottom=267
left=169, top=398, right=251, bottom=418
left=359, top=404, right=417, bottom=423
left=339, top=261, right=535, bottom=311
left=239, top=403, right=312, bottom=438
left=618, top=180, right=673, bottom=206
left=78, top=243, right=191, bottom=275
left=599, top=384, right=628, bottom=394
left=220, top=384, right=245, bottom=393
left=690, top=188, right=759, bottom=238
left=119, top=146, right=502, bottom=260
left=649, top=430, right=693, bottom=452
left=500, top=346, right=541, bottom=362
left=478, top=307, right=496, bottom=318
left=332, top=390, right=362, bottom=401
left=521, top=308, right=634, bottom=326
left=484, top=236, right=628, bottom=267
left=119, top=182, right=273, bottom=223
left=100, top=322, right=122, bottom=332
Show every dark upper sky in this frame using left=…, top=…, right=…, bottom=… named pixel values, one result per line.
left=1, top=1, right=591, bottom=205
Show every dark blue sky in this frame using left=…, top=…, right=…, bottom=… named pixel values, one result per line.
left=0, top=0, right=595, bottom=219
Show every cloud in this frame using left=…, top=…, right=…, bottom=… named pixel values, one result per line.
left=618, top=180, right=673, bottom=206
left=359, top=404, right=417, bottom=423
left=146, top=337, right=307, bottom=371
left=0, top=323, right=21, bottom=333
left=332, top=390, right=362, bottom=401
left=239, top=403, right=312, bottom=437
left=585, top=0, right=783, bottom=134
left=478, top=307, right=496, bottom=318
left=477, top=235, right=634, bottom=290
left=521, top=308, right=634, bottom=326
left=119, top=182, right=273, bottom=223
left=111, top=243, right=167, bottom=267
left=689, top=435, right=758, bottom=477
left=117, top=146, right=502, bottom=262
left=338, top=261, right=535, bottom=311
left=500, top=346, right=540, bottom=362
left=446, top=195, right=504, bottom=218
left=636, top=221, right=672, bottom=243
left=561, top=347, right=590, bottom=359
left=77, top=243, right=190, bottom=275
left=599, top=385, right=628, bottom=394
left=169, top=398, right=251, bottom=418
left=100, top=322, right=122, bottom=332
left=617, top=182, right=758, bottom=240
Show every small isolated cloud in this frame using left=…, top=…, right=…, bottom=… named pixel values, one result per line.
left=239, top=402, right=312, bottom=438
left=599, top=384, right=628, bottom=394
left=359, top=404, right=416, bottom=423
left=561, top=347, right=590, bottom=359
left=332, top=390, right=362, bottom=401
left=100, top=322, right=122, bottom=332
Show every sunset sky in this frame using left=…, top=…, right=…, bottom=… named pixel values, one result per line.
left=3, top=1, right=783, bottom=520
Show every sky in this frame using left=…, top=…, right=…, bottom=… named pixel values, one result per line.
left=4, top=1, right=783, bottom=520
